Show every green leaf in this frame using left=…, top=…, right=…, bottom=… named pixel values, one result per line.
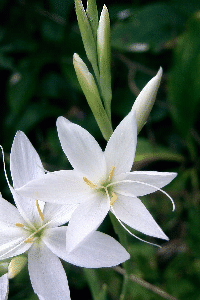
left=168, top=12, right=200, bottom=138
left=134, top=137, right=185, bottom=166
left=111, top=3, right=184, bottom=53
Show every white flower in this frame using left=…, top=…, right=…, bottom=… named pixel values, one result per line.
left=0, top=131, right=129, bottom=300
left=17, top=111, right=177, bottom=253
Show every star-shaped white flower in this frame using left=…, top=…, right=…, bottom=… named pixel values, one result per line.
left=0, top=131, right=129, bottom=300
left=17, top=111, right=177, bottom=253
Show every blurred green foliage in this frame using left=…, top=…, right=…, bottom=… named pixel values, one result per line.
left=1, top=0, right=200, bottom=299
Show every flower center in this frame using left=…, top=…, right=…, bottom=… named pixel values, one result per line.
left=15, top=200, right=45, bottom=243
left=83, top=166, right=118, bottom=206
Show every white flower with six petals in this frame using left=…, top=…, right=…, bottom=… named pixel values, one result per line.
left=17, top=111, right=177, bottom=253
left=0, top=131, right=130, bottom=300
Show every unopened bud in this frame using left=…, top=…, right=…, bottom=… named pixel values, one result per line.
left=97, top=5, right=112, bottom=119
left=7, top=256, right=27, bottom=279
left=75, top=0, right=97, bottom=68
left=132, top=67, right=163, bottom=133
left=73, top=53, right=112, bottom=140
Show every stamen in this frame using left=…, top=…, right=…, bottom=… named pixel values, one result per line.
left=24, top=237, right=34, bottom=243
left=36, top=200, right=44, bottom=221
left=83, top=177, right=97, bottom=188
left=109, top=166, right=115, bottom=180
left=15, top=223, right=24, bottom=228
left=110, top=192, right=118, bottom=205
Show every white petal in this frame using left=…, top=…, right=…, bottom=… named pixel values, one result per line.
left=10, top=131, right=45, bottom=189
left=28, top=242, right=70, bottom=300
left=57, top=116, right=107, bottom=181
left=115, top=171, right=177, bottom=196
left=0, top=196, right=24, bottom=226
left=0, top=197, right=31, bottom=260
left=66, top=195, right=110, bottom=253
left=104, top=111, right=137, bottom=177
left=0, top=228, right=31, bottom=260
left=0, top=273, right=9, bottom=300
left=112, top=194, right=168, bottom=240
left=43, top=203, right=78, bottom=228
left=44, top=227, right=130, bottom=268
left=16, top=170, right=93, bottom=204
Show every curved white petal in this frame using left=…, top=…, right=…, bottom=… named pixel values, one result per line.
left=10, top=131, right=45, bottom=189
left=114, top=171, right=177, bottom=196
left=104, top=111, right=137, bottom=177
left=57, top=117, right=107, bottom=181
left=43, top=203, right=78, bottom=228
left=112, top=194, right=168, bottom=240
left=16, top=170, right=93, bottom=204
left=44, top=227, right=130, bottom=268
left=28, top=242, right=70, bottom=300
left=0, top=273, right=9, bottom=300
left=66, top=195, right=110, bottom=253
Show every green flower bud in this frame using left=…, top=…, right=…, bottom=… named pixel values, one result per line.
left=75, top=0, right=98, bottom=74
left=97, top=5, right=112, bottom=120
left=73, top=53, right=113, bottom=140
left=132, top=67, right=163, bottom=133
left=86, top=0, right=99, bottom=40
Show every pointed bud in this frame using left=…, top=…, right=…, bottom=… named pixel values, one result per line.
left=7, top=256, right=27, bottom=279
left=97, top=5, right=112, bottom=119
left=75, top=0, right=98, bottom=70
left=86, top=0, right=99, bottom=40
left=73, top=53, right=113, bottom=140
left=132, top=67, right=163, bottom=133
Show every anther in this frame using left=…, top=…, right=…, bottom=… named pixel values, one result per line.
left=109, top=166, right=115, bottom=180
left=83, top=177, right=97, bottom=188
left=15, top=223, right=24, bottom=228
left=24, top=237, right=34, bottom=243
left=36, top=200, right=44, bottom=221
left=110, top=192, right=118, bottom=205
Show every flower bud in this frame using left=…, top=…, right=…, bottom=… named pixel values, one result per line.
left=97, top=5, right=112, bottom=119
left=132, top=67, right=163, bottom=133
left=73, top=53, right=113, bottom=140
left=75, top=0, right=98, bottom=70
left=86, top=0, right=99, bottom=40
left=7, top=256, right=27, bottom=279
